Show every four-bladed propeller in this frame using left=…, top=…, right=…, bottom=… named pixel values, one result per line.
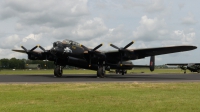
left=81, top=44, right=103, bottom=67
left=21, top=45, right=48, bottom=60
left=110, top=41, right=134, bottom=66
left=21, top=45, right=46, bottom=53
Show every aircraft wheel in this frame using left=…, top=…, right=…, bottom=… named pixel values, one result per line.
left=54, top=66, right=63, bottom=77
left=97, top=66, right=105, bottom=78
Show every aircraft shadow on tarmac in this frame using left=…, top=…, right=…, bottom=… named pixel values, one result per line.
left=27, top=74, right=184, bottom=81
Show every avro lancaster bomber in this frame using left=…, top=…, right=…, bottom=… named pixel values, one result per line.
left=12, top=39, right=197, bottom=77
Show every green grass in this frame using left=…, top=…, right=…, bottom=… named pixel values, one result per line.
left=0, top=68, right=189, bottom=75
left=0, top=83, right=200, bottom=112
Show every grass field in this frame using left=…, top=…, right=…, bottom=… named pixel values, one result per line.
left=0, top=83, right=200, bottom=112
left=0, top=68, right=189, bottom=75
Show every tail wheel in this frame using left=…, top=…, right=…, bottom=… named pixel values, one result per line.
left=54, top=66, right=63, bottom=77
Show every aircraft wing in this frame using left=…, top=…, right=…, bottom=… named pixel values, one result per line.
left=12, top=49, right=43, bottom=54
left=12, top=50, right=26, bottom=53
left=105, top=45, right=197, bottom=60
left=132, top=45, right=196, bottom=57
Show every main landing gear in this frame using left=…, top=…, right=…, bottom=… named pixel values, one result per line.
left=54, top=65, right=63, bottom=77
left=97, top=61, right=105, bottom=78
left=97, top=66, right=105, bottom=78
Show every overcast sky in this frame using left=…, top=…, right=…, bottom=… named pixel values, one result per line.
left=0, top=0, right=199, bottom=65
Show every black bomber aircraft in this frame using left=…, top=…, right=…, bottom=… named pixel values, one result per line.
left=12, top=39, right=197, bottom=77
left=166, top=63, right=200, bottom=74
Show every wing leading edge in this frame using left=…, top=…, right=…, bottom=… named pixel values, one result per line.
left=12, top=50, right=26, bottom=53
left=133, top=45, right=197, bottom=57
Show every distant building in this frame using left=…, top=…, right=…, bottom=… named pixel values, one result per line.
left=25, top=64, right=41, bottom=70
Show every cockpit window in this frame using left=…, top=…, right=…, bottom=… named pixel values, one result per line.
left=62, top=39, right=71, bottom=44
left=62, top=39, right=80, bottom=46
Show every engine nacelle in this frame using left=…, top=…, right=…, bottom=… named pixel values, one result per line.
left=28, top=53, right=44, bottom=60
left=150, top=56, right=155, bottom=71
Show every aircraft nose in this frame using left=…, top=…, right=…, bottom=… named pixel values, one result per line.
left=50, top=47, right=57, bottom=54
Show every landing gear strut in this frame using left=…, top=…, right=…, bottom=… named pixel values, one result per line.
left=97, top=61, right=105, bottom=78
left=54, top=65, right=63, bottom=77
left=122, top=71, right=125, bottom=75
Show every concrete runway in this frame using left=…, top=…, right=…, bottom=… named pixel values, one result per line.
left=0, top=73, right=200, bottom=83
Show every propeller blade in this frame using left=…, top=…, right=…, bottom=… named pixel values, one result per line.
left=110, top=44, right=120, bottom=50
left=30, top=45, right=38, bottom=51
left=124, top=41, right=134, bottom=49
left=81, top=45, right=89, bottom=50
left=39, top=46, right=46, bottom=52
left=21, top=46, right=28, bottom=52
left=92, top=44, right=103, bottom=51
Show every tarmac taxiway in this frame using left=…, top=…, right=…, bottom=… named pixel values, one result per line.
left=0, top=73, right=200, bottom=83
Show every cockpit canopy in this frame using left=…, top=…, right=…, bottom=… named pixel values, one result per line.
left=62, top=39, right=80, bottom=46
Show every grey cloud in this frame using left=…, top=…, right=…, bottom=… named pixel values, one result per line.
left=145, top=0, right=165, bottom=13
left=181, top=13, right=197, bottom=25
left=133, top=15, right=168, bottom=41
left=0, top=0, right=89, bottom=28
left=178, top=3, right=185, bottom=9
left=71, top=18, right=109, bottom=41
left=0, top=35, right=21, bottom=49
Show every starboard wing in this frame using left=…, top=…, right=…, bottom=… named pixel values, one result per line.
left=105, top=45, right=197, bottom=60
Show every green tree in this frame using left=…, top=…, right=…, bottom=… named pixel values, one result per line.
left=0, top=58, right=9, bottom=69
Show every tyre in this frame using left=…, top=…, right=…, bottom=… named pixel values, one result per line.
left=54, top=66, right=63, bottom=77
left=97, top=66, right=104, bottom=78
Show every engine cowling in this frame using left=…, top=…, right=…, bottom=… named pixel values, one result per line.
left=150, top=56, right=155, bottom=71
left=28, top=53, right=44, bottom=60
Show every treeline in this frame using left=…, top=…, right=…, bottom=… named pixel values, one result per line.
left=0, top=58, right=55, bottom=69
